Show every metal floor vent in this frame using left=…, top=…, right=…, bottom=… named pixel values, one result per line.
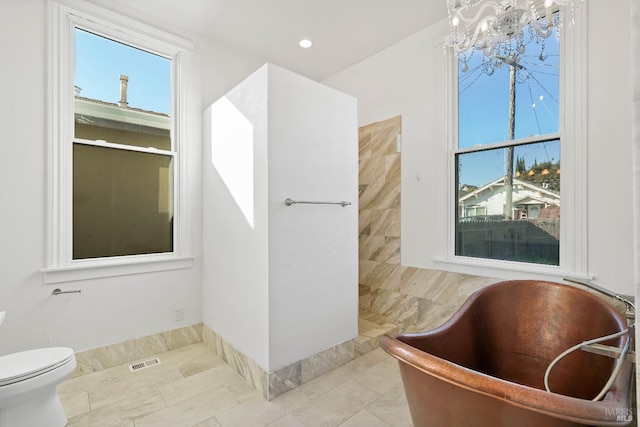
left=129, top=357, right=161, bottom=372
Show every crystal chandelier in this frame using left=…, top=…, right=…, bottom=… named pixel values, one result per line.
left=445, top=0, right=584, bottom=61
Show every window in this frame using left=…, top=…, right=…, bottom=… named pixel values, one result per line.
left=464, top=206, right=487, bottom=217
left=455, top=22, right=560, bottom=266
left=444, top=5, right=588, bottom=275
left=46, top=0, right=193, bottom=282
left=74, top=29, right=173, bottom=259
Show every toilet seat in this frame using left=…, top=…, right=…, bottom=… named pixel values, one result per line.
left=0, top=348, right=74, bottom=386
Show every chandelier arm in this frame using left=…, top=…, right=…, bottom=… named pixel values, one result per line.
left=451, top=1, right=502, bottom=26
left=467, top=19, right=491, bottom=50
left=528, top=12, right=555, bottom=39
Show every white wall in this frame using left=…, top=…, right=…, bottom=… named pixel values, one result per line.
left=202, top=64, right=358, bottom=371
left=0, top=0, right=264, bottom=356
left=324, top=0, right=634, bottom=296
left=586, top=0, right=633, bottom=295
left=324, top=19, right=449, bottom=283
left=202, top=66, right=271, bottom=368
left=267, top=64, right=358, bottom=370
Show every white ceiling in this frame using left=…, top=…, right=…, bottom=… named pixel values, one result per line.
left=87, top=0, right=448, bottom=81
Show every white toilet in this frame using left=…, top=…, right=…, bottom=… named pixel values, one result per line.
left=0, top=312, right=76, bottom=427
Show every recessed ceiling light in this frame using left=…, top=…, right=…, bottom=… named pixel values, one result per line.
left=299, top=39, right=313, bottom=48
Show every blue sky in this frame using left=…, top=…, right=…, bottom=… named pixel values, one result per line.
left=458, top=26, right=560, bottom=187
left=75, top=28, right=171, bottom=115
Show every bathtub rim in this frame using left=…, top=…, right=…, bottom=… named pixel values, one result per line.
left=380, top=279, right=635, bottom=426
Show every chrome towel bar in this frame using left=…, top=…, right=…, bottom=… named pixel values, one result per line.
left=284, top=198, right=351, bottom=207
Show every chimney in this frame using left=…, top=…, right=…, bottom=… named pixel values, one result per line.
left=119, top=74, right=129, bottom=108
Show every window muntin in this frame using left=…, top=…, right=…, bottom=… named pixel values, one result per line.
left=73, top=28, right=174, bottom=260
left=454, top=19, right=560, bottom=266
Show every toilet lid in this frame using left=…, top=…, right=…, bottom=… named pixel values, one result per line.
left=0, top=347, right=74, bottom=386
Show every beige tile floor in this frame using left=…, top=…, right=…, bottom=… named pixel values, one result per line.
left=58, top=343, right=413, bottom=427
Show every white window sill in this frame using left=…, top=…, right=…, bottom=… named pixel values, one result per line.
left=433, top=256, right=592, bottom=283
left=42, top=256, right=194, bottom=284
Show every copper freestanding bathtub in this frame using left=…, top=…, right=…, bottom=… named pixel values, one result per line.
left=380, top=280, right=634, bottom=427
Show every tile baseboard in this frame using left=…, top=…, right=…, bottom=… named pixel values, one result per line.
left=202, top=324, right=358, bottom=400
left=68, top=322, right=363, bottom=401
left=71, top=324, right=203, bottom=377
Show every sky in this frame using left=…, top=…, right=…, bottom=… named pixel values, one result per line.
left=457, top=25, right=560, bottom=187
left=74, top=28, right=171, bottom=115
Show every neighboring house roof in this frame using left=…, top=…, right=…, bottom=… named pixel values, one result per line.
left=513, top=194, right=554, bottom=205
left=75, top=96, right=169, bottom=118
left=459, top=176, right=560, bottom=216
left=460, top=176, right=559, bottom=202
left=75, top=96, right=170, bottom=131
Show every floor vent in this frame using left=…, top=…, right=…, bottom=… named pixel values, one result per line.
left=129, top=357, right=161, bottom=372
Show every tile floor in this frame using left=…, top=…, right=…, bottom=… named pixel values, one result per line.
left=58, top=343, right=413, bottom=427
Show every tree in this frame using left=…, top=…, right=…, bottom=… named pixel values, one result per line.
left=517, top=160, right=560, bottom=192
left=516, top=156, right=526, bottom=176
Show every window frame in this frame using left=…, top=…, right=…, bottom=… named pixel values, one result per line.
left=437, top=3, right=588, bottom=278
left=45, top=0, right=194, bottom=284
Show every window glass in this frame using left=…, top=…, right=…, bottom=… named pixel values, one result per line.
left=458, top=25, right=559, bottom=148
left=73, top=28, right=174, bottom=259
left=454, top=18, right=560, bottom=266
left=456, top=140, right=560, bottom=265
left=74, top=29, right=171, bottom=113
left=73, top=144, right=173, bottom=259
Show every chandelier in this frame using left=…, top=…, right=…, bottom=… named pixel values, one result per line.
left=445, top=0, right=584, bottom=61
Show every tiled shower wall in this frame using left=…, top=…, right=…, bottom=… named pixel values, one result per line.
left=358, top=116, right=500, bottom=333
left=358, top=116, right=403, bottom=318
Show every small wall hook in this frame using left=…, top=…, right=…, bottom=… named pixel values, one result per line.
left=52, top=288, right=82, bottom=295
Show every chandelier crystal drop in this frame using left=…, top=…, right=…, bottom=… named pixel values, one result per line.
left=445, top=0, right=584, bottom=61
